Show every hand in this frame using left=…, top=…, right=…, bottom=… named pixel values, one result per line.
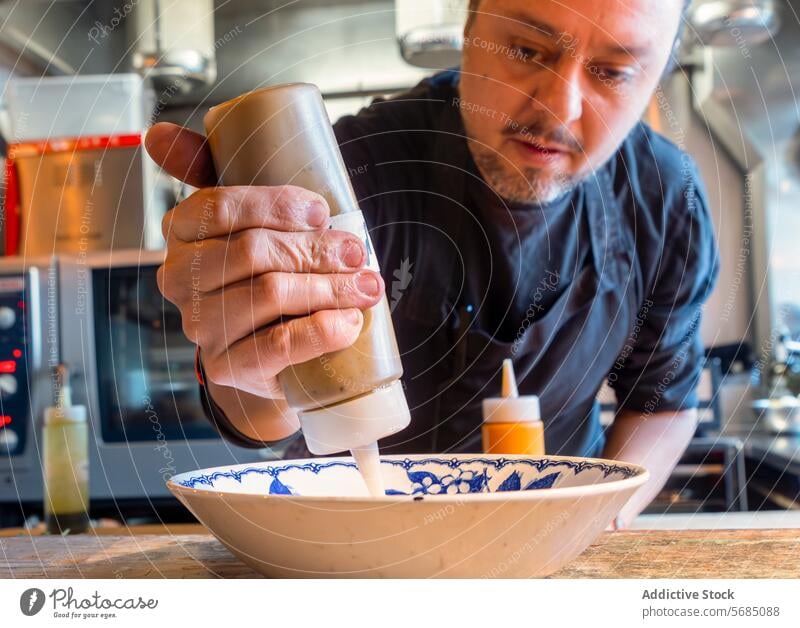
left=145, top=122, right=385, bottom=398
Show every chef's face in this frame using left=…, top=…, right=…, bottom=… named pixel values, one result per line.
left=460, top=0, right=683, bottom=204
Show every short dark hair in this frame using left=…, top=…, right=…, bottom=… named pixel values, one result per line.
left=465, top=0, right=691, bottom=35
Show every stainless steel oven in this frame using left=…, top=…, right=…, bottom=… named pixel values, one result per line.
left=0, top=257, right=58, bottom=512
left=59, top=250, right=274, bottom=501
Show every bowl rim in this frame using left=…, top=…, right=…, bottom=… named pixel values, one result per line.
left=166, top=453, right=650, bottom=503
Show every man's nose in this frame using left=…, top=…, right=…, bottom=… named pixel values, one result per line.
left=530, top=59, right=583, bottom=128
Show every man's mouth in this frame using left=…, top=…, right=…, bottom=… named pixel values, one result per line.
left=510, top=137, right=570, bottom=164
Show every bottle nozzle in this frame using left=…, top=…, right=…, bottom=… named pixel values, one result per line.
left=55, top=364, right=72, bottom=408
left=501, top=359, right=519, bottom=398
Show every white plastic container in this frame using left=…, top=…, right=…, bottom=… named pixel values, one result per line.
left=5, top=74, right=150, bottom=141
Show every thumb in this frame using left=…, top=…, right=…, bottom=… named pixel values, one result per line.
left=144, top=122, right=217, bottom=188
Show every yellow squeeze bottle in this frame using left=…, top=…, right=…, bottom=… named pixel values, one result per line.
left=43, top=365, right=90, bottom=534
left=481, top=359, right=545, bottom=456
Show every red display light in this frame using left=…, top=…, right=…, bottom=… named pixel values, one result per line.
left=0, top=415, right=11, bottom=427
left=12, top=349, right=22, bottom=358
left=0, top=360, right=16, bottom=373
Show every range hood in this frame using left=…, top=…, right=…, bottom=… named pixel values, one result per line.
left=395, top=0, right=467, bottom=68
left=130, top=0, right=217, bottom=94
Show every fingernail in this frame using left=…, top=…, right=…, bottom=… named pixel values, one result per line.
left=344, top=309, right=361, bottom=326
left=306, top=201, right=328, bottom=227
left=356, top=271, right=380, bottom=296
left=340, top=239, right=364, bottom=267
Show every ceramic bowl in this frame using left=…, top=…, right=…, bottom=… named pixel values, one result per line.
left=167, top=454, right=648, bottom=578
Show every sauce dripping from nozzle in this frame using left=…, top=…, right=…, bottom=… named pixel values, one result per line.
left=350, top=442, right=384, bottom=496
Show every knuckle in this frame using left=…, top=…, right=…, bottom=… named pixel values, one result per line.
left=310, top=231, right=336, bottom=269
left=313, top=311, right=342, bottom=349
left=205, top=188, right=231, bottom=232
left=274, top=233, right=310, bottom=271
left=203, top=357, right=232, bottom=387
left=267, top=324, right=293, bottom=361
left=157, top=261, right=181, bottom=303
left=190, top=314, right=217, bottom=350
left=194, top=185, right=218, bottom=207
left=237, top=229, right=261, bottom=269
left=268, top=185, right=302, bottom=222
left=258, top=273, right=285, bottom=307
left=193, top=187, right=228, bottom=232
left=181, top=317, right=199, bottom=345
left=334, top=275, right=358, bottom=303
left=272, top=185, right=326, bottom=225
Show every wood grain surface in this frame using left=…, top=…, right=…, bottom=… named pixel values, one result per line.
left=1, top=528, right=798, bottom=578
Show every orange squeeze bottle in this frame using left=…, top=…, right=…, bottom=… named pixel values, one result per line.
left=481, top=359, right=545, bottom=456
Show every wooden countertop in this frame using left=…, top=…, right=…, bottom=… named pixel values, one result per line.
left=2, top=525, right=799, bottom=578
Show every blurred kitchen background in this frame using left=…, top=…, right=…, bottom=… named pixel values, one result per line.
left=0, top=0, right=799, bottom=529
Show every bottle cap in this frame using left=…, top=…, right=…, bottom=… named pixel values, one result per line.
left=298, top=380, right=411, bottom=455
left=44, top=405, right=87, bottom=425
left=482, top=359, right=540, bottom=424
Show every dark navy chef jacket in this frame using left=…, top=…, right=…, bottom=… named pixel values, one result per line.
left=200, top=70, right=720, bottom=459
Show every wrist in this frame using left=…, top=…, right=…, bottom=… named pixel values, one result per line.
left=196, top=348, right=300, bottom=445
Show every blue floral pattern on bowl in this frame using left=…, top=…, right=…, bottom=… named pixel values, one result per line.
left=177, top=456, right=638, bottom=497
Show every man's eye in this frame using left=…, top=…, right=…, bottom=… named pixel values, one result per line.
left=509, top=45, right=545, bottom=63
left=591, top=66, right=635, bottom=84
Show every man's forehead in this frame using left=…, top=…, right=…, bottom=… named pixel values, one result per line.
left=477, top=0, right=683, bottom=17
left=476, top=0, right=683, bottom=45
left=477, top=0, right=684, bottom=34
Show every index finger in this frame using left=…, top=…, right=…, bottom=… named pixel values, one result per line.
left=145, top=122, right=217, bottom=188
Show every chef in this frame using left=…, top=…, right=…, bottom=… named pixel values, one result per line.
left=145, top=0, right=718, bottom=526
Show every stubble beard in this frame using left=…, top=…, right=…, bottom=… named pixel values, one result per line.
left=467, top=141, right=578, bottom=205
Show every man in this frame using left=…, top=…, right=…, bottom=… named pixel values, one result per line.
left=145, top=0, right=718, bottom=526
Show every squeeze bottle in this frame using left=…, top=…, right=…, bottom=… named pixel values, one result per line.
left=203, top=84, right=411, bottom=483
left=482, top=359, right=545, bottom=455
left=43, top=365, right=90, bottom=534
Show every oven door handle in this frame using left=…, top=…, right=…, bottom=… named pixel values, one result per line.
left=26, top=266, right=43, bottom=371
